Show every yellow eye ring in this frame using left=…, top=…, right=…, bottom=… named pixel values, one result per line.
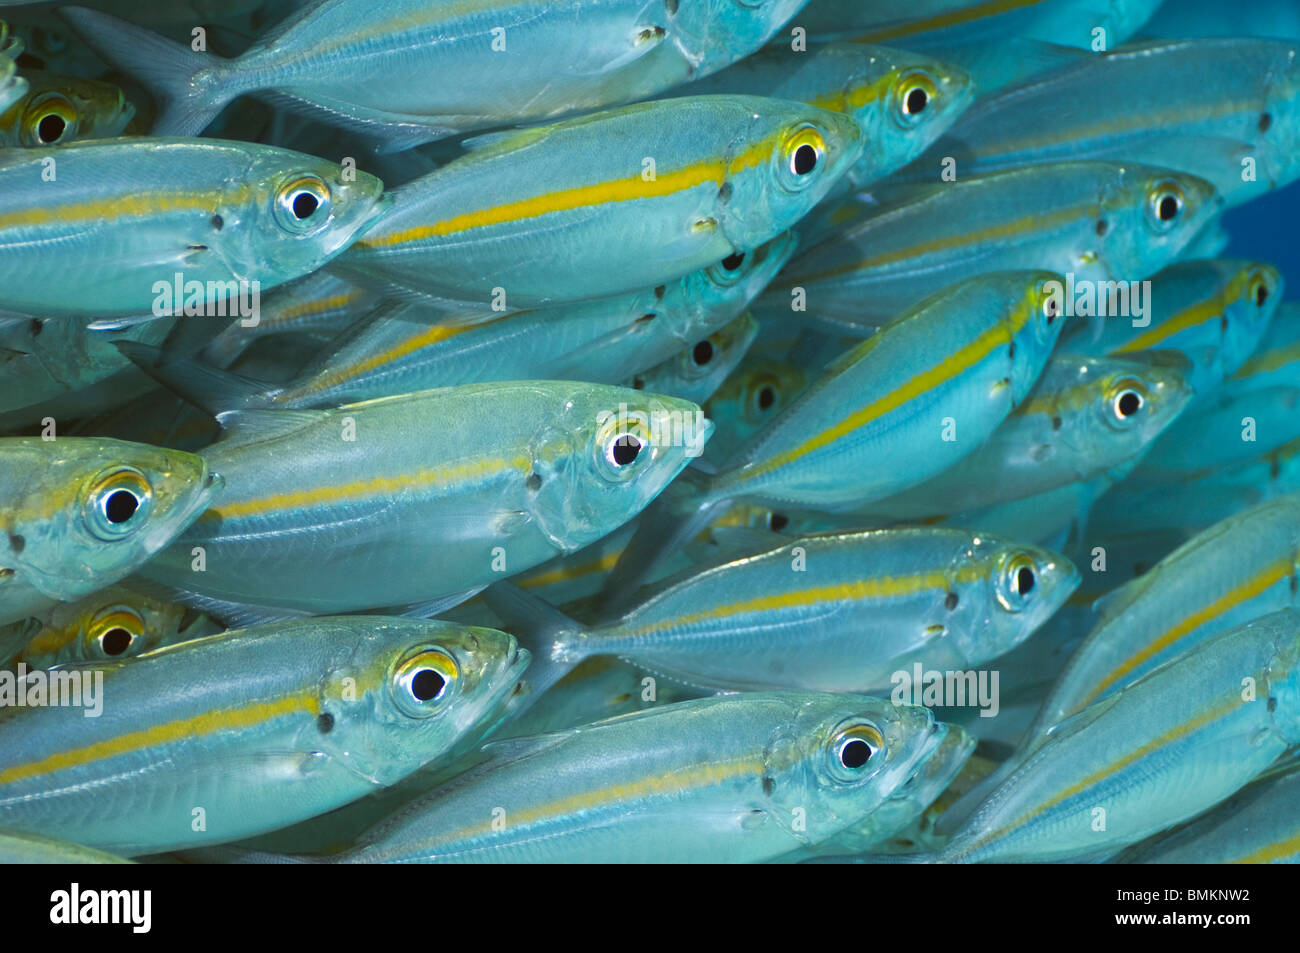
left=895, top=70, right=938, bottom=125
left=778, top=125, right=827, bottom=191
left=21, top=92, right=78, bottom=146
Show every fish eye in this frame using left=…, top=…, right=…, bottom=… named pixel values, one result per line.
left=707, top=250, right=750, bottom=286
left=1037, top=286, right=1062, bottom=329
left=746, top=374, right=782, bottom=422
left=692, top=340, right=714, bottom=366
left=21, top=93, right=78, bottom=147
left=996, top=552, right=1040, bottom=611
left=83, top=467, right=153, bottom=541
left=391, top=647, right=459, bottom=718
left=86, top=606, right=145, bottom=660
left=768, top=512, right=789, bottom=532
left=595, top=411, right=653, bottom=482
left=275, top=174, right=332, bottom=233
left=720, top=252, right=745, bottom=272
left=828, top=721, right=884, bottom=781
left=1247, top=270, right=1272, bottom=309
left=777, top=124, right=827, bottom=192
left=895, top=70, right=938, bottom=126
left=1105, top=377, right=1147, bottom=428
left=1146, top=179, right=1185, bottom=232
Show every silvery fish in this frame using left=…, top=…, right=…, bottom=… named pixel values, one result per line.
left=762, top=162, right=1219, bottom=334
left=1060, top=259, right=1282, bottom=398
left=0, top=584, right=217, bottom=671
left=0, top=138, right=390, bottom=319
left=1117, top=760, right=1300, bottom=864
left=132, top=383, right=709, bottom=618
left=701, top=356, right=808, bottom=466
left=853, top=351, right=1193, bottom=519
left=339, top=96, right=863, bottom=307
left=306, top=692, right=945, bottom=863
left=675, top=41, right=974, bottom=189
left=900, top=40, right=1300, bottom=207
left=491, top=528, right=1078, bottom=697
left=624, top=312, right=758, bottom=405
left=0, top=437, right=221, bottom=626
left=61, top=0, right=810, bottom=149
left=1031, top=494, right=1300, bottom=742
left=0, top=69, right=133, bottom=147
left=1225, top=301, right=1300, bottom=395
left=933, top=610, right=1300, bottom=862
left=0, top=829, right=131, bottom=864
left=0, top=617, right=529, bottom=855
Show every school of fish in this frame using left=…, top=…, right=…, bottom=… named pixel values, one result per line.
left=0, top=0, right=1298, bottom=865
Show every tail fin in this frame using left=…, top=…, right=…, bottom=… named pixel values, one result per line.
left=114, top=341, right=279, bottom=415
left=59, top=6, right=236, bottom=137
left=481, top=582, right=584, bottom=715
left=598, top=468, right=731, bottom=614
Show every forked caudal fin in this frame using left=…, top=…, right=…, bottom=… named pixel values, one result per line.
left=59, top=6, right=241, bottom=137
left=114, top=341, right=280, bottom=415
left=481, top=582, right=588, bottom=716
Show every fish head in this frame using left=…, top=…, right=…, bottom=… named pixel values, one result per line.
left=669, top=231, right=798, bottom=343
left=316, top=620, right=529, bottom=788
left=846, top=45, right=974, bottom=180
left=991, top=269, right=1069, bottom=403
left=1100, top=164, right=1222, bottom=277
left=953, top=536, right=1080, bottom=663
left=4, top=71, right=134, bottom=147
left=1218, top=261, right=1284, bottom=374
left=719, top=101, right=864, bottom=250
left=235, top=151, right=392, bottom=284
left=636, top=311, right=758, bottom=404
left=1261, top=46, right=1300, bottom=188
left=2, top=438, right=221, bottom=604
left=523, top=386, right=712, bottom=553
left=672, top=0, right=810, bottom=70
left=765, top=693, right=941, bottom=842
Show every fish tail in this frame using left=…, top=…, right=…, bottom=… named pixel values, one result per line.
left=59, top=6, right=236, bottom=137
left=482, top=582, right=584, bottom=713
left=114, top=340, right=280, bottom=415
left=597, top=469, right=730, bottom=614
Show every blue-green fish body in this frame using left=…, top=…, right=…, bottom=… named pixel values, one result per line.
left=625, top=312, right=758, bottom=405
left=702, top=356, right=809, bottom=467
left=340, top=96, right=863, bottom=307
left=1143, top=0, right=1300, bottom=41
left=0, top=616, right=528, bottom=855
left=0, top=829, right=131, bottom=864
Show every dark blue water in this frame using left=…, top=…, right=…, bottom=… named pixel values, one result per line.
left=1223, top=178, right=1300, bottom=295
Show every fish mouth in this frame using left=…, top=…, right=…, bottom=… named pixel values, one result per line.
left=140, top=467, right=223, bottom=553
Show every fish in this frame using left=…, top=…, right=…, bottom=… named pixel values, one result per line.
left=933, top=610, right=1300, bottom=862
left=338, top=96, right=863, bottom=307
left=701, top=356, right=809, bottom=466
left=306, top=692, right=945, bottom=863
left=0, top=69, right=133, bottom=146
left=1142, top=0, right=1300, bottom=41
left=0, top=584, right=219, bottom=671
left=59, top=0, right=811, bottom=147
left=0, top=829, right=132, bottom=864
left=851, top=350, right=1194, bottom=518
left=125, top=383, right=710, bottom=618
left=0, top=437, right=221, bottom=626
left=0, top=51, right=24, bottom=114
left=0, top=616, right=529, bottom=855
left=489, top=527, right=1079, bottom=697
left=899, top=39, right=1300, bottom=207
left=624, top=312, right=758, bottom=405
left=1225, top=301, right=1300, bottom=395
left=673, top=41, right=974, bottom=189
left=601, top=270, right=1066, bottom=599
left=1059, top=259, right=1282, bottom=398
left=0, top=137, right=391, bottom=319
left=762, top=162, right=1220, bottom=334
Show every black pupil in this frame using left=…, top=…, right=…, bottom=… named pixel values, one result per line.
left=1016, top=566, right=1036, bottom=595
left=411, top=668, right=445, bottom=701
left=1157, top=194, right=1179, bottom=221
left=1045, top=299, right=1058, bottom=322
left=100, top=627, right=133, bottom=656
left=841, top=738, right=871, bottom=769
left=292, top=191, right=320, bottom=219
left=104, top=489, right=139, bottom=523
left=905, top=87, right=929, bottom=114
left=769, top=512, right=789, bottom=531
left=720, top=252, right=745, bottom=271
left=37, top=113, right=66, bottom=143
left=612, top=435, right=642, bottom=466
left=1117, top=391, right=1142, bottom=417
left=1257, top=283, right=1269, bottom=307
left=692, top=340, right=714, bottom=365
left=757, top=386, right=775, bottom=411
left=792, top=144, right=818, bottom=176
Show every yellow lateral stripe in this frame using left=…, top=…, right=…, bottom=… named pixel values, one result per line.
left=852, top=0, right=1046, bottom=43
left=1232, top=342, right=1300, bottom=380
left=0, top=187, right=248, bottom=230
left=270, top=292, right=367, bottom=327
left=519, top=547, right=625, bottom=591
left=359, top=135, right=777, bottom=249
left=209, top=455, right=532, bottom=520
left=807, top=72, right=895, bottom=115
left=1085, top=556, right=1293, bottom=702
left=1229, top=827, right=1300, bottom=864
left=742, top=293, right=1031, bottom=480
left=413, top=754, right=765, bottom=852
left=0, top=692, right=319, bottom=787
left=623, top=563, right=988, bottom=638
left=972, top=693, right=1242, bottom=852
left=1114, top=271, right=1250, bottom=353
left=794, top=204, right=1088, bottom=287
